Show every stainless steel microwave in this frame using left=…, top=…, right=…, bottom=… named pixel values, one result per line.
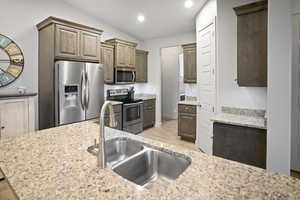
left=115, top=67, right=136, bottom=84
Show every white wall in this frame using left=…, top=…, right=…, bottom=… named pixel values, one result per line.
left=293, top=0, right=300, bottom=14
left=196, top=0, right=217, bottom=31
left=217, top=0, right=267, bottom=110
left=143, top=32, right=196, bottom=126
left=267, top=0, right=292, bottom=175
left=0, top=0, right=144, bottom=128
left=161, top=46, right=180, bottom=119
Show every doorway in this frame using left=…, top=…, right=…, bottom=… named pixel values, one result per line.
left=161, top=46, right=181, bottom=120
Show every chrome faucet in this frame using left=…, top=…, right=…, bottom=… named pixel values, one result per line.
left=98, top=101, right=117, bottom=168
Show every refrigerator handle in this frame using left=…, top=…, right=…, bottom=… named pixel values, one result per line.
left=80, top=71, right=85, bottom=110
left=85, top=71, right=90, bottom=109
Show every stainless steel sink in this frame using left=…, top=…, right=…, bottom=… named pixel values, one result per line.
left=88, top=137, right=191, bottom=188
left=87, top=137, right=144, bottom=167
left=112, top=149, right=191, bottom=188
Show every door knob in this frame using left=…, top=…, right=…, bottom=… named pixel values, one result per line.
left=1, top=126, right=5, bottom=130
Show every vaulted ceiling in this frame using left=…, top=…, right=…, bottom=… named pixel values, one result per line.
left=62, top=0, right=206, bottom=40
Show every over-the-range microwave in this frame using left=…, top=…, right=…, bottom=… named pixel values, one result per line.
left=115, top=67, right=136, bottom=84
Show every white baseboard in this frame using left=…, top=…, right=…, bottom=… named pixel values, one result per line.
left=155, top=121, right=162, bottom=128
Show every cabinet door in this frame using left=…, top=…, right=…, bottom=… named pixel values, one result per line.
left=236, top=7, right=267, bottom=87
left=55, top=25, right=80, bottom=58
left=128, top=46, right=136, bottom=68
left=143, top=108, right=155, bottom=128
left=184, top=48, right=197, bottom=83
left=136, top=52, right=148, bottom=82
left=0, top=99, right=29, bottom=138
left=80, top=31, right=100, bottom=61
left=213, top=123, right=266, bottom=168
left=116, top=43, right=127, bottom=67
left=178, top=113, right=196, bottom=140
left=102, top=47, right=114, bottom=84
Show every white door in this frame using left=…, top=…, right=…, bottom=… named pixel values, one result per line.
left=196, top=21, right=216, bottom=155
left=292, top=14, right=300, bottom=172
left=0, top=99, right=29, bottom=138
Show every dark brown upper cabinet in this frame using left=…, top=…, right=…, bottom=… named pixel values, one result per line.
left=37, top=17, right=103, bottom=62
left=136, top=49, right=148, bottom=83
left=105, top=38, right=137, bottom=69
left=182, top=43, right=197, bottom=84
left=101, top=42, right=114, bottom=84
left=234, top=1, right=268, bottom=87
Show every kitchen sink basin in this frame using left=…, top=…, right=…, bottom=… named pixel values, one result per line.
left=88, top=137, right=191, bottom=188
left=112, top=149, right=191, bottom=187
left=87, top=137, right=144, bottom=167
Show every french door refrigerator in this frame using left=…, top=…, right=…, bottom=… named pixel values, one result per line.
left=55, top=61, right=104, bottom=126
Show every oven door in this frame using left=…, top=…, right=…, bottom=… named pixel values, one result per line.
left=123, top=102, right=143, bottom=126
left=115, top=67, right=136, bottom=84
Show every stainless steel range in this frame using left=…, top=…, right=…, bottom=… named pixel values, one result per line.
left=107, top=88, right=143, bottom=134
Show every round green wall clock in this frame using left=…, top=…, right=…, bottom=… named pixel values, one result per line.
left=0, top=34, right=24, bottom=87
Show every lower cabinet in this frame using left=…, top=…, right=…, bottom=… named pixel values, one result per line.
left=143, top=99, right=156, bottom=129
left=178, top=104, right=196, bottom=142
left=104, top=104, right=122, bottom=130
left=213, top=122, right=266, bottom=169
left=0, top=97, right=35, bottom=139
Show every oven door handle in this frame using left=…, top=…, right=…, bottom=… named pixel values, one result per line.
left=123, top=102, right=143, bottom=106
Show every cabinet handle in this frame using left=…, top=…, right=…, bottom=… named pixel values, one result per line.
left=1, top=126, right=4, bottom=130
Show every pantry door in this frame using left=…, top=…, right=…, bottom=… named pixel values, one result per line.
left=196, top=20, right=216, bottom=155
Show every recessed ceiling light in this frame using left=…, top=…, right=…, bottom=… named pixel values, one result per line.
left=137, top=15, right=145, bottom=23
left=185, top=0, right=194, bottom=8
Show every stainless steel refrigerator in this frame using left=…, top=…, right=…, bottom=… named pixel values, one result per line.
left=55, top=61, right=104, bottom=126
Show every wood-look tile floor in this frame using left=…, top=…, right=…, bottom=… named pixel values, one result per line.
left=140, top=119, right=300, bottom=180
left=140, top=119, right=202, bottom=152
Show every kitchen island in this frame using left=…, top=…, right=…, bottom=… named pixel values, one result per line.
left=0, top=121, right=299, bottom=199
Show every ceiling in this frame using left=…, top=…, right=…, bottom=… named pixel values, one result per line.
left=62, top=0, right=206, bottom=40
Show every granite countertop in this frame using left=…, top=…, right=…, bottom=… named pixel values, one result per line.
left=178, top=100, right=201, bottom=106
left=0, top=121, right=299, bottom=199
left=135, top=94, right=156, bottom=100
left=211, top=107, right=267, bottom=130
left=211, top=113, right=267, bottom=130
left=0, top=93, right=37, bottom=99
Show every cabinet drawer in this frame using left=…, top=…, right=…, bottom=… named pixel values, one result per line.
left=178, top=104, right=196, bottom=114
left=143, top=99, right=155, bottom=108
